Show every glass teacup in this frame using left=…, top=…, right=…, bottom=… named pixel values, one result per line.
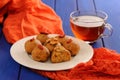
left=70, top=10, right=113, bottom=43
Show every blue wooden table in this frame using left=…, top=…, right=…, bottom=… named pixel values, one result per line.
left=0, top=0, right=120, bottom=80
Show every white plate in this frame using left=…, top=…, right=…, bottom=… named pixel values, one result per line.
left=10, top=34, right=93, bottom=71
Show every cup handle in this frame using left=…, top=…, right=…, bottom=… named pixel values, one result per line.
left=102, top=23, right=113, bottom=37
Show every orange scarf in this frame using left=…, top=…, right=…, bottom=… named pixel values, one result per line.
left=32, top=48, right=120, bottom=80
left=0, top=0, right=64, bottom=44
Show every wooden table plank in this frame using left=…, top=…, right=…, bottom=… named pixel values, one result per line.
left=0, top=34, right=20, bottom=80
left=19, top=67, right=48, bottom=80
left=77, top=0, right=96, bottom=11
left=42, top=0, right=55, bottom=9
left=94, top=0, right=120, bottom=53
left=55, top=0, right=77, bottom=36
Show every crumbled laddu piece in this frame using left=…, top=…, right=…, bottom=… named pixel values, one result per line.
left=44, top=37, right=61, bottom=52
left=51, top=45, right=71, bottom=63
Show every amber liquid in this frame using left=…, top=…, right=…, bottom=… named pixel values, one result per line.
left=70, top=16, right=105, bottom=42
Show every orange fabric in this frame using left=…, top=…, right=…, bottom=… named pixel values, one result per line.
left=33, top=48, right=120, bottom=80
left=0, top=0, right=64, bottom=43
left=0, top=0, right=10, bottom=23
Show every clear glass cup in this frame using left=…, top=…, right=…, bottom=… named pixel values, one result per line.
left=70, top=10, right=113, bottom=43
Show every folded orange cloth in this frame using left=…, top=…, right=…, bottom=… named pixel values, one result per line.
left=32, top=48, right=120, bottom=80
left=0, top=0, right=64, bottom=44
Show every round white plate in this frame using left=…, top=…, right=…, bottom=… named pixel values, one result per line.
left=10, top=34, right=93, bottom=71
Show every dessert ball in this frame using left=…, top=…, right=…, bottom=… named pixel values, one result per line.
left=24, top=38, right=38, bottom=54
left=36, top=33, right=49, bottom=44
left=31, top=44, right=50, bottom=62
left=62, top=37, right=80, bottom=56
left=55, top=35, right=66, bottom=45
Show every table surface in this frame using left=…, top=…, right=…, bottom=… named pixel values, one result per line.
left=0, top=0, right=120, bottom=80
